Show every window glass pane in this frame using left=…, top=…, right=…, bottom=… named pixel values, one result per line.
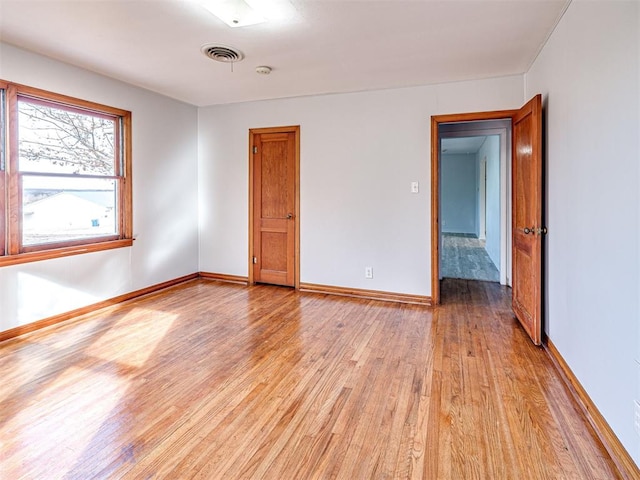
left=22, top=175, right=117, bottom=246
left=18, top=99, right=115, bottom=175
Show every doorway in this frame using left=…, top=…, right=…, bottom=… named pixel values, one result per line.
left=431, top=96, right=544, bottom=346
left=430, top=111, right=517, bottom=305
left=248, top=125, right=300, bottom=288
left=438, top=122, right=511, bottom=284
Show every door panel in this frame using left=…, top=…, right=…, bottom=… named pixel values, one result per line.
left=252, top=130, right=296, bottom=287
left=261, top=137, right=289, bottom=218
left=512, top=94, right=543, bottom=345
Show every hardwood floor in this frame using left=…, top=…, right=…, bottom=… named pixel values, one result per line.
left=0, top=279, right=619, bottom=479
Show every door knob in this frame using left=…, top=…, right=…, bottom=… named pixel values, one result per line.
left=523, top=226, right=547, bottom=235
left=286, top=213, right=293, bottom=219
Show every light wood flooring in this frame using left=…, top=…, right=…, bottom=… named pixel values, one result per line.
left=0, top=279, right=619, bottom=479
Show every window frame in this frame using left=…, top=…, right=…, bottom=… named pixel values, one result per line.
left=0, top=81, right=133, bottom=267
left=0, top=81, right=7, bottom=259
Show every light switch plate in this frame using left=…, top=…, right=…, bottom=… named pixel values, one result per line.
left=411, top=181, right=419, bottom=193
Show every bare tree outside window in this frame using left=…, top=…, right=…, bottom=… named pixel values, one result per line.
left=18, top=101, right=116, bottom=175
left=18, top=98, right=118, bottom=246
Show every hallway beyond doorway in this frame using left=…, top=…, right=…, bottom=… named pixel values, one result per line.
left=441, top=233, right=499, bottom=282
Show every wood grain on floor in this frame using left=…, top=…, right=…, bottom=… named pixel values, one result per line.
left=0, top=279, right=620, bottom=479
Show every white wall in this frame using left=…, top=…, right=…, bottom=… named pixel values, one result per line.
left=0, top=43, right=199, bottom=331
left=441, top=153, right=477, bottom=235
left=477, top=154, right=486, bottom=240
left=526, top=0, right=640, bottom=464
left=198, top=76, right=523, bottom=296
left=478, top=135, right=500, bottom=268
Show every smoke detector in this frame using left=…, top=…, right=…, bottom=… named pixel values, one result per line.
left=255, top=66, right=272, bottom=75
left=201, top=44, right=245, bottom=63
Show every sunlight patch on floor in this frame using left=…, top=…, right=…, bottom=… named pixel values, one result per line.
left=87, top=308, right=178, bottom=368
left=0, top=366, right=128, bottom=478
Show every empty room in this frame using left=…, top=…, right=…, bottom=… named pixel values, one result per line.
left=0, top=0, right=638, bottom=478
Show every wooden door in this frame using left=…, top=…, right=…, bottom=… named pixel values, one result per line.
left=512, top=94, right=544, bottom=345
left=251, top=127, right=298, bottom=287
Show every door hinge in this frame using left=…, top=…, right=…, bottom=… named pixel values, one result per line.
left=253, top=256, right=258, bottom=264
left=253, top=146, right=257, bottom=154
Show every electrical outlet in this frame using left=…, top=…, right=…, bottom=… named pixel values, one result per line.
left=365, top=267, right=373, bottom=279
left=634, top=401, right=640, bottom=436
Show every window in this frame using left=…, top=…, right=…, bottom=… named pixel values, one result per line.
left=0, top=81, right=132, bottom=266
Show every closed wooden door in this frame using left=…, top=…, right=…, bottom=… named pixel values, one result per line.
left=512, top=94, right=544, bottom=345
left=251, top=127, right=298, bottom=287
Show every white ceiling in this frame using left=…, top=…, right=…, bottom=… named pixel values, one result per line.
left=0, top=0, right=570, bottom=107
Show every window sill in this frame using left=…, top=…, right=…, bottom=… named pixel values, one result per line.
left=0, top=239, right=134, bottom=267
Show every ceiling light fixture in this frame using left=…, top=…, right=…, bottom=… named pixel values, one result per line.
left=246, top=0, right=297, bottom=21
left=200, top=0, right=264, bottom=28
left=198, top=0, right=296, bottom=27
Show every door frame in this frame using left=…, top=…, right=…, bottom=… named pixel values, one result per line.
left=248, top=125, right=301, bottom=288
left=431, top=110, right=516, bottom=305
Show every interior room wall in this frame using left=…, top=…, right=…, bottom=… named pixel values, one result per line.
left=476, top=153, right=486, bottom=240
left=478, top=135, right=500, bottom=268
left=0, top=43, right=200, bottom=332
left=198, top=75, right=523, bottom=296
left=525, top=0, right=640, bottom=464
left=441, top=153, right=478, bottom=235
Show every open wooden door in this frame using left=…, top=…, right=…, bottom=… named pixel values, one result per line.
left=250, top=126, right=299, bottom=287
left=511, top=94, right=544, bottom=345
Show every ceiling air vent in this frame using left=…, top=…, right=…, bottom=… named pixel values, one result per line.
left=201, top=44, right=245, bottom=63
